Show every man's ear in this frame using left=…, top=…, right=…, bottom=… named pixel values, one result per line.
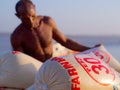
left=15, top=13, right=20, bottom=18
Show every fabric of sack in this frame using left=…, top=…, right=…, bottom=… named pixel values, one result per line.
left=0, top=51, right=42, bottom=89
left=27, top=52, right=120, bottom=90
left=53, top=43, right=69, bottom=57
left=53, top=43, right=78, bottom=57
left=81, top=45, right=120, bottom=73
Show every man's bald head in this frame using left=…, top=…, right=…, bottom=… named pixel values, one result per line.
left=15, top=0, right=35, bottom=14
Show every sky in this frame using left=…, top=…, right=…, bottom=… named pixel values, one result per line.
left=0, top=0, right=120, bottom=36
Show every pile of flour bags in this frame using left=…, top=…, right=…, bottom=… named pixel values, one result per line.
left=0, top=44, right=120, bottom=90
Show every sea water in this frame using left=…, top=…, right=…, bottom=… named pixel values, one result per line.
left=0, top=33, right=120, bottom=62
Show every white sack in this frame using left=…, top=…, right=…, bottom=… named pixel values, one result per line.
left=53, top=43, right=68, bottom=57
left=27, top=52, right=120, bottom=90
left=0, top=51, right=42, bottom=89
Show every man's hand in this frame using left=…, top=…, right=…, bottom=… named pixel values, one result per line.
left=94, top=43, right=102, bottom=48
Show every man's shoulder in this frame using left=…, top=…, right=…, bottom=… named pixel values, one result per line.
left=43, top=16, right=51, bottom=21
left=38, top=15, right=52, bottom=24
left=11, top=24, right=23, bottom=37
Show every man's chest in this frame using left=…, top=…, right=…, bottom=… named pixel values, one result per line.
left=23, top=29, right=52, bottom=47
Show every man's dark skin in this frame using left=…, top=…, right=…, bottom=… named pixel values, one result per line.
left=11, top=0, right=99, bottom=62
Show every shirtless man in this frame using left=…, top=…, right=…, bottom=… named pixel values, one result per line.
left=10, top=0, right=98, bottom=62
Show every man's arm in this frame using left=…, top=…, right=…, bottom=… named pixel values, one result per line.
left=48, top=17, right=91, bottom=52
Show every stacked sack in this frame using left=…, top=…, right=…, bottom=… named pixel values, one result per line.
left=81, top=45, right=120, bottom=73
left=53, top=43, right=78, bottom=57
left=27, top=45, right=120, bottom=90
left=53, top=43, right=69, bottom=57
left=0, top=51, right=42, bottom=90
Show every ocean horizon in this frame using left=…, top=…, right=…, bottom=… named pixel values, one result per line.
left=1, top=32, right=120, bottom=45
